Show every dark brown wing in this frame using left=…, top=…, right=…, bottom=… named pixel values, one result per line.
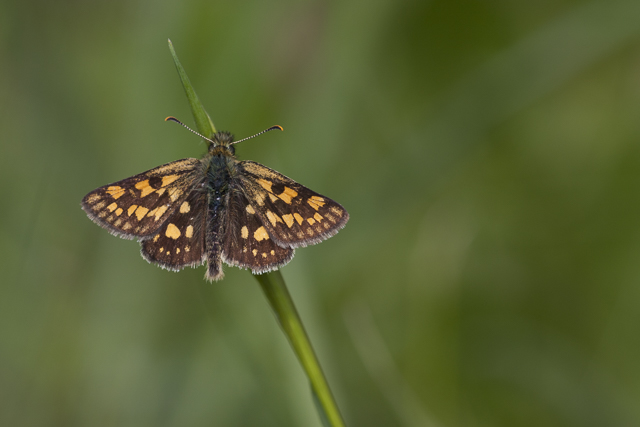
left=140, top=186, right=208, bottom=271
left=237, top=161, right=349, bottom=248
left=81, top=158, right=201, bottom=238
left=221, top=187, right=294, bottom=274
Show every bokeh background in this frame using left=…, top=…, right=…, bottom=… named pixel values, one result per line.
left=3, top=0, right=640, bottom=426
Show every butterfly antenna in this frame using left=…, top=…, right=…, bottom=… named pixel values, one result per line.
left=165, top=116, right=215, bottom=144
left=231, top=125, right=283, bottom=145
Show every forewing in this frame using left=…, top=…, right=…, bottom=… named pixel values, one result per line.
left=237, top=161, right=349, bottom=248
left=81, top=158, right=201, bottom=238
left=221, top=187, right=294, bottom=274
left=140, top=187, right=208, bottom=270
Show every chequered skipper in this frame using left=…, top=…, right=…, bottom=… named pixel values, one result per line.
left=81, top=117, right=349, bottom=281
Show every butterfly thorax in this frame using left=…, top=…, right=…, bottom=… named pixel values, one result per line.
left=204, top=131, right=239, bottom=203
left=205, top=155, right=236, bottom=192
left=203, top=132, right=238, bottom=214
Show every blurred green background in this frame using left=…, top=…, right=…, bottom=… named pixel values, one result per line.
left=3, top=0, right=640, bottom=426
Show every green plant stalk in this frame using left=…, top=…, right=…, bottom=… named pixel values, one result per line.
left=168, top=40, right=346, bottom=427
left=255, top=271, right=346, bottom=427
left=168, top=39, right=217, bottom=137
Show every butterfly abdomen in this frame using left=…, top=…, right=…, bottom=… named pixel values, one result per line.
left=204, top=153, right=237, bottom=280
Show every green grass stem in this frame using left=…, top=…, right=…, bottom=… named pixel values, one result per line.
left=255, top=271, right=346, bottom=427
left=169, top=41, right=346, bottom=427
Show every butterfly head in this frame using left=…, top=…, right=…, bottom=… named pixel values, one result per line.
left=209, top=131, right=236, bottom=156
left=207, top=126, right=284, bottom=157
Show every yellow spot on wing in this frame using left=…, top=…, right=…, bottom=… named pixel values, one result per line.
left=246, top=205, right=255, bottom=214
left=165, top=223, right=181, bottom=239
left=106, top=186, right=125, bottom=199
left=115, top=208, right=123, bottom=216
left=180, top=201, right=190, bottom=213
left=185, top=246, right=190, bottom=252
left=314, top=212, right=323, bottom=222
left=307, top=196, right=325, bottom=210
left=134, top=206, right=149, bottom=220
left=307, top=217, right=316, bottom=225
left=136, top=224, right=151, bottom=234
left=128, top=205, right=138, bottom=216
left=329, top=206, right=343, bottom=216
left=268, top=193, right=278, bottom=203
left=293, top=213, right=304, bottom=225
left=252, top=249, right=258, bottom=256
left=278, top=187, right=298, bottom=204
left=161, top=175, right=179, bottom=187
left=135, top=180, right=155, bottom=197
left=185, top=225, right=194, bottom=238
left=148, top=205, right=168, bottom=221
left=168, top=187, right=183, bottom=202
left=254, top=226, right=269, bottom=241
left=176, top=248, right=180, bottom=254
left=107, top=202, right=118, bottom=212
left=254, top=192, right=265, bottom=206
left=153, top=234, right=160, bottom=242
left=257, top=179, right=273, bottom=193
left=241, top=226, right=249, bottom=239
left=282, top=214, right=294, bottom=228
left=86, top=194, right=100, bottom=203
left=270, top=250, right=275, bottom=255
left=266, top=211, right=282, bottom=227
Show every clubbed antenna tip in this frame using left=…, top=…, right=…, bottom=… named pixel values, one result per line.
left=231, top=125, right=283, bottom=145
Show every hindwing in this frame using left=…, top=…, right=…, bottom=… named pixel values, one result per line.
left=140, top=186, right=208, bottom=270
left=221, top=187, right=294, bottom=274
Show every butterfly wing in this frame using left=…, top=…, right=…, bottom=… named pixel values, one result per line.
left=140, top=185, right=208, bottom=271
left=81, top=158, right=202, bottom=238
left=237, top=161, right=349, bottom=248
left=221, top=187, right=294, bottom=274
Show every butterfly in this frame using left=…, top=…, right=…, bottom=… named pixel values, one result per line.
left=81, top=117, right=349, bottom=281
